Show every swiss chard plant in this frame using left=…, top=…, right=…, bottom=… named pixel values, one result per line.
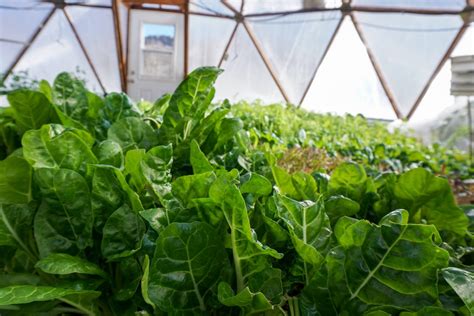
left=0, top=67, right=472, bottom=315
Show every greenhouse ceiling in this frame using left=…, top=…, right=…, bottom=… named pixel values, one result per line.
left=1, top=0, right=474, bottom=121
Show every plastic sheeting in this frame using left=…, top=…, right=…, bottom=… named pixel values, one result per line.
left=189, top=0, right=234, bottom=16
left=65, top=6, right=121, bottom=92
left=352, top=0, right=466, bottom=10
left=188, top=16, right=236, bottom=70
left=242, top=0, right=341, bottom=14
left=302, top=17, right=397, bottom=120
left=215, top=24, right=285, bottom=104
left=354, top=12, right=463, bottom=117
left=0, top=2, right=53, bottom=43
left=248, top=10, right=342, bottom=104
left=8, top=10, right=102, bottom=92
left=0, top=42, right=22, bottom=74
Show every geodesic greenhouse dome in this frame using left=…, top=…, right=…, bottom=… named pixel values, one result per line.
left=1, top=0, right=473, bottom=122
left=2, top=1, right=474, bottom=315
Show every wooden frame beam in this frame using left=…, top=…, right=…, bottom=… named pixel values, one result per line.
left=112, top=0, right=126, bottom=91
left=3, top=8, right=55, bottom=81
left=184, top=0, right=189, bottom=75
left=63, top=8, right=106, bottom=93
left=350, top=13, right=403, bottom=119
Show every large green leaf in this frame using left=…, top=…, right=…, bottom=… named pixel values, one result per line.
left=22, top=124, right=97, bottom=174
left=277, top=196, right=331, bottom=283
left=0, top=285, right=99, bottom=306
left=190, top=139, right=213, bottom=174
left=393, top=168, right=468, bottom=236
left=209, top=173, right=282, bottom=294
left=0, top=204, right=36, bottom=258
left=101, top=204, right=145, bottom=261
left=328, top=162, right=367, bottom=202
left=7, top=89, right=57, bottom=133
left=217, top=282, right=276, bottom=314
left=108, top=117, right=157, bottom=151
left=442, top=267, right=474, bottom=314
left=327, top=210, right=450, bottom=314
left=35, top=253, right=107, bottom=278
left=0, top=155, right=32, bottom=204
left=148, top=222, right=229, bottom=313
left=34, top=168, right=93, bottom=257
left=90, top=166, right=126, bottom=229
left=160, top=67, right=222, bottom=146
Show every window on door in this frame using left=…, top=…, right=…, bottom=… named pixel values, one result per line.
left=140, top=23, right=176, bottom=79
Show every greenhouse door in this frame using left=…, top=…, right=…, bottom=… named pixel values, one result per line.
left=127, top=10, right=184, bottom=102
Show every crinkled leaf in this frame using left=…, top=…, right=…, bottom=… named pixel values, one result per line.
left=210, top=173, right=282, bottom=293
left=442, top=267, right=474, bottom=314
left=328, top=210, right=450, bottom=313
left=394, top=168, right=468, bottom=236
left=35, top=253, right=107, bottom=278
left=22, top=124, right=97, bottom=174
left=148, top=222, right=229, bottom=312
left=7, top=89, right=57, bottom=134
left=0, top=155, right=32, bottom=204
left=0, top=285, right=99, bottom=306
left=108, top=117, right=157, bottom=151
left=34, top=168, right=93, bottom=257
left=329, top=162, right=367, bottom=202
left=101, top=204, right=145, bottom=261
left=190, top=139, right=213, bottom=174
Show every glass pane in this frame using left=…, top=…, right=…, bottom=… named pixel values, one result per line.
left=354, top=12, right=463, bottom=117
left=189, top=0, right=234, bottom=16
left=302, top=17, right=397, bottom=120
left=140, top=23, right=175, bottom=79
left=9, top=10, right=102, bottom=92
left=243, top=0, right=341, bottom=14
left=215, top=25, right=285, bottom=104
left=65, top=6, right=121, bottom=92
left=0, top=42, right=22, bottom=74
left=0, top=2, right=53, bottom=42
left=188, top=16, right=236, bottom=71
left=352, top=0, right=465, bottom=10
left=248, top=11, right=342, bottom=104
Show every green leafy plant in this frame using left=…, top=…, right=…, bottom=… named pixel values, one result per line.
left=0, top=68, right=472, bottom=315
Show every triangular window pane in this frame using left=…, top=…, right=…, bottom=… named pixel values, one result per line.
left=0, top=2, right=54, bottom=42
left=11, top=10, right=101, bottom=92
left=0, top=42, right=22, bottom=74
left=410, top=26, right=474, bottom=122
left=189, top=16, right=236, bottom=71
left=65, top=6, right=120, bottom=92
left=248, top=11, right=342, bottom=104
left=409, top=62, right=452, bottom=123
left=302, top=17, right=396, bottom=120
left=189, top=0, right=234, bottom=16
left=215, top=25, right=284, bottom=104
left=354, top=12, right=463, bottom=117
left=243, top=0, right=341, bottom=14
left=352, top=0, right=465, bottom=10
